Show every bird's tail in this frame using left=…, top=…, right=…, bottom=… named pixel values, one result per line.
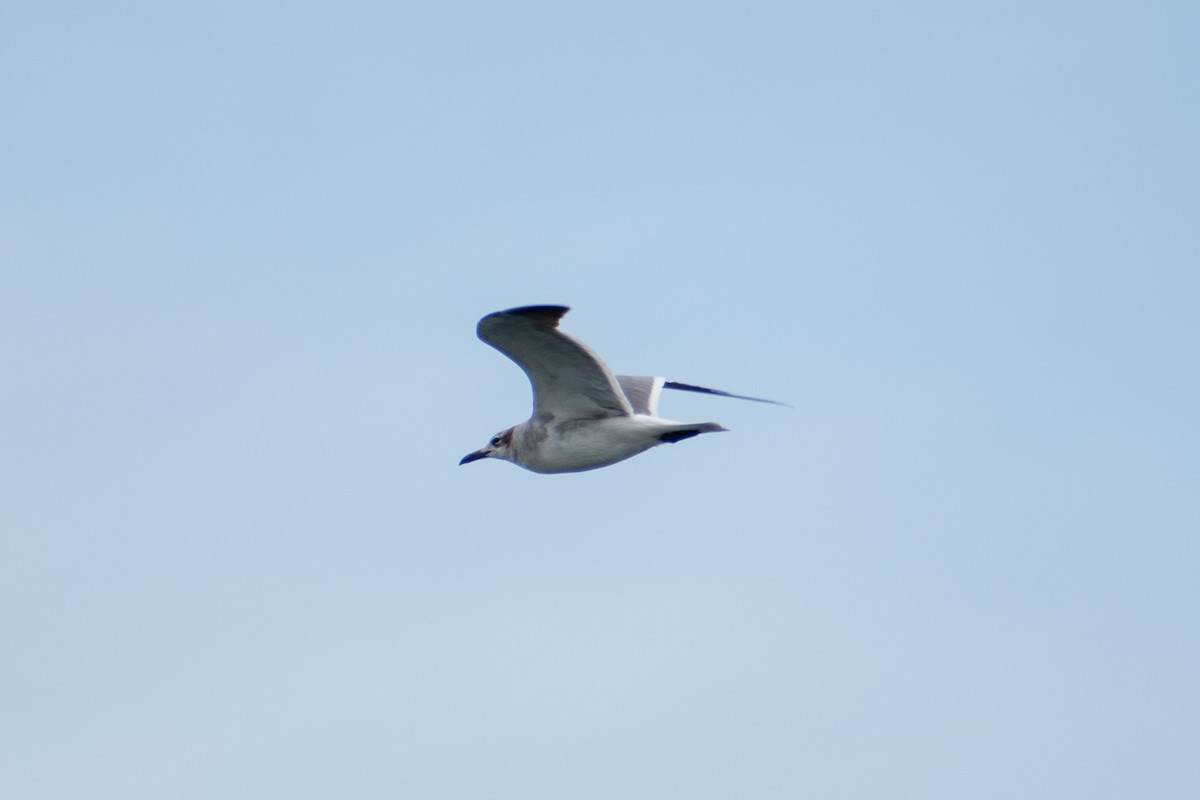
left=657, top=422, right=728, bottom=444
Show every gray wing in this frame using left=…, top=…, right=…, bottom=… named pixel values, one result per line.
left=617, top=375, right=791, bottom=414
left=616, top=375, right=665, bottom=416
left=662, top=381, right=790, bottom=407
left=477, top=306, right=633, bottom=420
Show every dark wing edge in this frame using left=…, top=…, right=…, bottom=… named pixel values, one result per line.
left=479, top=305, right=570, bottom=333
left=475, top=305, right=571, bottom=352
left=663, top=380, right=791, bottom=408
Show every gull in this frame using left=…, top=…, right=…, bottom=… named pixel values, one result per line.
left=460, top=305, right=785, bottom=473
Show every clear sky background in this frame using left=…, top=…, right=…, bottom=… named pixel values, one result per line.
left=2, top=2, right=1197, bottom=798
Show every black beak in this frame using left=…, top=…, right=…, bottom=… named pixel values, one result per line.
left=459, top=450, right=487, bottom=465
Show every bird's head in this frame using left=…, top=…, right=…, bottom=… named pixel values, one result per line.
left=459, top=427, right=516, bottom=466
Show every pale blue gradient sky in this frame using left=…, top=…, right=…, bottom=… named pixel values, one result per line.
left=2, top=2, right=1198, bottom=798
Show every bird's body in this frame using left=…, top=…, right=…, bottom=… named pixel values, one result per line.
left=460, top=305, right=782, bottom=474
left=497, top=414, right=727, bottom=474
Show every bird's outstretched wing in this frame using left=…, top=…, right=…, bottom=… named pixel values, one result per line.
left=615, top=375, right=665, bottom=416
left=477, top=306, right=633, bottom=421
left=617, top=375, right=790, bottom=415
left=662, top=381, right=790, bottom=407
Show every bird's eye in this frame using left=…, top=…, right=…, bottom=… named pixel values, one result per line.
left=490, top=436, right=502, bottom=446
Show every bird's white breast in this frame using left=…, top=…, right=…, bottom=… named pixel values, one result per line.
left=515, top=415, right=669, bottom=473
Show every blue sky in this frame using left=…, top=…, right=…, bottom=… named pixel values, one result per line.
left=2, top=1, right=1198, bottom=797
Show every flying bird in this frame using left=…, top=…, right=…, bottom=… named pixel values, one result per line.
left=460, top=305, right=785, bottom=473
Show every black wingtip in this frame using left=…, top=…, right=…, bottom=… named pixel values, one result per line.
left=492, top=305, right=570, bottom=327
left=663, top=381, right=791, bottom=408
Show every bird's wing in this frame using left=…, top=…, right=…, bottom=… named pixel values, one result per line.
left=616, top=375, right=665, bottom=416
left=618, top=375, right=790, bottom=414
left=662, top=381, right=791, bottom=407
left=477, top=306, right=633, bottom=420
